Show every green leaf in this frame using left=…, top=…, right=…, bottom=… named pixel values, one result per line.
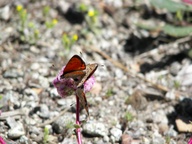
left=79, top=3, right=88, bottom=12
left=163, top=24, right=192, bottom=37
left=150, top=0, right=192, bottom=12
left=135, top=19, right=163, bottom=31
left=43, top=127, right=49, bottom=144
left=73, top=124, right=81, bottom=128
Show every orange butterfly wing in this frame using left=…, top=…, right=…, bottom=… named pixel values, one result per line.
left=63, top=55, right=86, bottom=74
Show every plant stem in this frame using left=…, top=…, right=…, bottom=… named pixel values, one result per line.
left=76, top=95, right=82, bottom=144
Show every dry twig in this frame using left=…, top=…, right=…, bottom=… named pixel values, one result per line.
left=88, top=46, right=169, bottom=92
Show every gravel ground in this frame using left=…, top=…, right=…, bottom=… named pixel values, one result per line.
left=0, top=0, right=192, bottom=144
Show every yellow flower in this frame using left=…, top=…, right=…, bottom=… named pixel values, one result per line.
left=16, top=5, right=23, bottom=11
left=88, top=10, right=95, bottom=17
left=52, top=19, right=58, bottom=25
left=72, top=34, right=78, bottom=41
left=34, top=29, right=39, bottom=35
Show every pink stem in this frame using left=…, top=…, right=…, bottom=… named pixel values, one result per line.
left=0, top=136, right=6, bottom=144
left=76, top=95, right=82, bottom=144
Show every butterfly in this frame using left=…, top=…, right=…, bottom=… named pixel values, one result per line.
left=60, top=55, right=98, bottom=115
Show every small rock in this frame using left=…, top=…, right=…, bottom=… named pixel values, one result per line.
left=8, top=124, right=25, bottom=139
left=83, top=121, right=107, bottom=137
left=50, top=88, right=60, bottom=98
left=3, top=69, right=23, bottom=78
left=165, top=90, right=176, bottom=100
left=25, top=117, right=36, bottom=125
left=52, top=113, right=74, bottom=134
left=24, top=88, right=38, bottom=97
left=39, top=76, right=49, bottom=89
left=100, top=39, right=110, bottom=49
left=176, top=118, right=192, bottom=132
left=152, top=110, right=168, bottom=124
left=19, top=135, right=29, bottom=144
left=57, top=0, right=70, bottom=13
left=127, top=89, right=147, bottom=110
left=121, top=134, right=132, bottom=144
left=103, top=135, right=110, bottom=142
left=176, top=64, right=192, bottom=86
left=46, top=135, right=58, bottom=144
left=56, top=98, right=74, bottom=108
left=0, top=5, right=10, bottom=20
left=142, top=137, right=150, bottom=144
left=6, top=117, right=18, bottom=129
left=30, top=133, right=43, bottom=143
left=164, top=125, right=177, bottom=137
left=37, top=104, right=50, bottom=119
left=110, top=127, right=122, bottom=142
left=158, top=123, right=169, bottom=134
left=62, top=138, right=76, bottom=144
left=115, top=69, right=124, bottom=78
left=30, top=46, right=40, bottom=54
left=31, top=63, right=40, bottom=70
left=170, top=62, right=181, bottom=76
left=152, top=131, right=165, bottom=144
left=29, top=127, right=42, bottom=135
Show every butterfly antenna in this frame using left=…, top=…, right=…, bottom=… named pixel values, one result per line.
left=79, top=51, right=86, bottom=61
left=80, top=51, right=83, bottom=56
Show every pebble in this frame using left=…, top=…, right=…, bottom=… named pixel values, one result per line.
left=52, top=113, right=74, bottom=134
left=165, top=90, right=176, bottom=100
left=103, top=135, right=110, bottom=142
left=29, top=127, right=42, bottom=135
left=25, top=117, right=36, bottom=125
left=121, top=134, right=132, bottom=144
left=57, top=0, right=70, bottom=13
left=61, top=138, right=76, bottom=144
left=158, top=123, right=169, bottom=134
left=176, top=64, right=192, bottom=86
left=100, top=39, right=110, bottom=50
left=24, top=88, right=38, bottom=97
left=31, top=63, right=40, bottom=70
left=143, top=137, right=150, bottom=144
left=8, top=123, right=25, bottom=139
left=6, top=117, right=18, bottom=128
left=165, top=126, right=177, bottom=137
left=37, top=104, right=50, bottom=119
left=56, top=98, right=73, bottom=107
left=152, top=110, right=168, bottom=124
left=19, top=135, right=29, bottom=144
left=170, top=62, right=181, bottom=76
left=30, top=46, right=40, bottom=54
left=152, top=136, right=166, bottom=144
left=115, top=68, right=124, bottom=78
left=50, top=88, right=60, bottom=98
left=39, top=76, right=50, bottom=89
left=83, top=121, right=107, bottom=137
left=110, top=127, right=123, bottom=142
left=3, top=69, right=23, bottom=78
left=152, top=131, right=165, bottom=144
left=0, top=5, right=10, bottom=20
